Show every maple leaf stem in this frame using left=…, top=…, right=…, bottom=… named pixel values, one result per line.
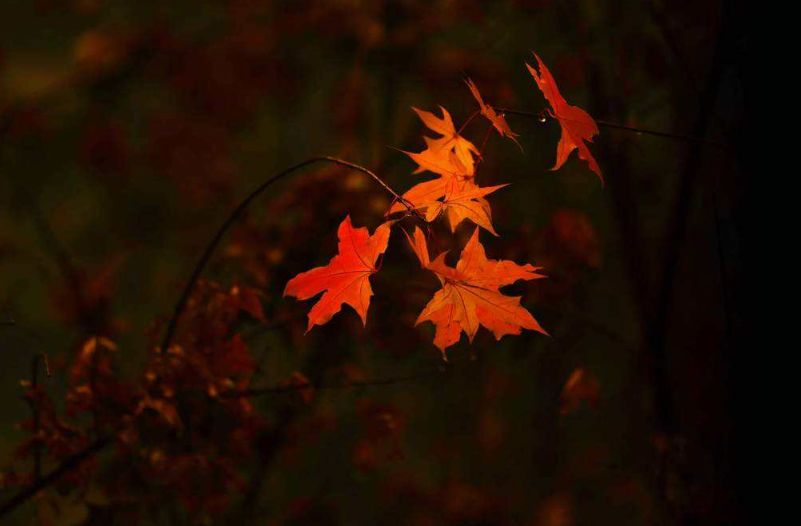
left=478, top=123, right=494, bottom=156
left=320, top=156, right=416, bottom=211
left=497, top=107, right=729, bottom=149
left=457, top=110, right=480, bottom=134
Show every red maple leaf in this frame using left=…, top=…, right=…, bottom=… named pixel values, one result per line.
left=526, top=53, right=603, bottom=182
left=284, top=216, right=391, bottom=331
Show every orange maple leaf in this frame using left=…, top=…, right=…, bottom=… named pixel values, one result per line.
left=407, top=227, right=547, bottom=354
left=465, top=78, right=521, bottom=150
left=411, top=106, right=480, bottom=175
left=406, top=141, right=475, bottom=180
left=284, top=216, right=391, bottom=331
left=526, top=53, right=603, bottom=182
left=388, top=177, right=507, bottom=235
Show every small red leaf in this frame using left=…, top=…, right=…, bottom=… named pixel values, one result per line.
left=527, top=53, right=603, bottom=182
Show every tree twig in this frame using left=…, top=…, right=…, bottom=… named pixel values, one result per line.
left=1, top=108, right=101, bottom=333
left=224, top=368, right=447, bottom=398
left=0, top=437, right=111, bottom=517
left=27, top=353, right=51, bottom=483
left=497, top=107, right=729, bottom=149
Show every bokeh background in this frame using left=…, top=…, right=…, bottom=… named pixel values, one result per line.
left=1, top=1, right=752, bottom=525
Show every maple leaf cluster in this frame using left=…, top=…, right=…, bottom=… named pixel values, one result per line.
left=285, top=53, right=601, bottom=356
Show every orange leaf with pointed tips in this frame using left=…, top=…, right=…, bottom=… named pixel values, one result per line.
left=284, top=216, right=391, bottom=331
left=411, top=106, right=480, bottom=174
left=407, top=227, right=547, bottom=354
left=526, top=53, right=603, bottom=182
left=405, top=140, right=475, bottom=180
left=465, top=78, right=521, bottom=150
left=388, top=178, right=506, bottom=235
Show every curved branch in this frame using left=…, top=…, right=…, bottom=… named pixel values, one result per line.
left=159, top=156, right=414, bottom=354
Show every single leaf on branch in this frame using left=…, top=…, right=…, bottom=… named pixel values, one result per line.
left=407, top=227, right=548, bottom=355
left=465, top=78, right=522, bottom=150
left=284, top=216, right=392, bottom=331
left=526, top=53, right=603, bottom=182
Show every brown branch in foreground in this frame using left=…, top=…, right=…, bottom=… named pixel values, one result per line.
left=0, top=437, right=111, bottom=517
left=497, top=107, right=729, bottom=149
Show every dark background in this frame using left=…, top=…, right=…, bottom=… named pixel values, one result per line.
left=1, top=1, right=753, bottom=524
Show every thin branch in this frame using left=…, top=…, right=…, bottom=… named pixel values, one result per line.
left=0, top=437, right=111, bottom=517
left=159, top=156, right=416, bottom=354
left=477, top=123, right=494, bottom=156
left=224, top=368, right=447, bottom=398
left=0, top=122, right=95, bottom=333
left=647, top=1, right=731, bottom=445
left=497, top=107, right=729, bottom=149
left=458, top=110, right=480, bottom=134
left=1, top=178, right=92, bottom=331
left=27, top=353, right=51, bottom=483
